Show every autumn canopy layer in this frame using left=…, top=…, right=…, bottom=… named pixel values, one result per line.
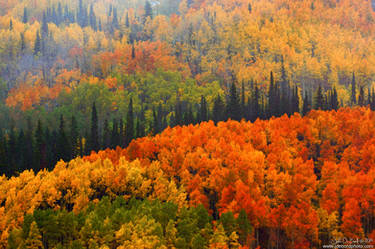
left=1, top=108, right=375, bottom=248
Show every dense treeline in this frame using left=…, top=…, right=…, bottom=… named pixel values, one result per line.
left=1, top=108, right=375, bottom=248
left=1, top=70, right=374, bottom=176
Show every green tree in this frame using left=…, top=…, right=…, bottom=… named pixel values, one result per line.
left=351, top=72, right=356, bottom=105
left=34, top=31, right=41, bottom=56
left=227, top=82, right=241, bottom=121
left=125, top=98, right=134, bottom=146
left=89, top=102, right=100, bottom=152
left=314, top=85, right=324, bottom=110
left=23, top=7, right=28, bottom=23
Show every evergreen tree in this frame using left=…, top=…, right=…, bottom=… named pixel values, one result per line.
left=131, top=44, right=136, bottom=59
left=57, top=115, right=70, bottom=162
left=57, top=3, right=62, bottom=25
left=125, top=12, right=130, bottom=28
left=22, top=7, right=28, bottom=23
left=358, top=86, right=365, bottom=106
left=25, top=118, right=34, bottom=169
left=9, top=19, right=13, bottom=30
left=89, top=4, right=97, bottom=31
left=102, top=119, right=110, bottom=149
left=112, top=7, right=119, bottom=29
left=371, top=88, right=375, bottom=111
left=248, top=3, right=252, bottom=13
left=42, top=12, right=49, bottom=35
left=125, top=98, right=134, bottom=146
left=302, top=91, right=311, bottom=116
left=351, top=72, right=356, bottom=105
left=331, top=87, right=339, bottom=110
left=199, top=96, right=208, bottom=122
left=136, top=108, right=146, bottom=138
left=70, top=116, right=78, bottom=159
left=280, top=57, right=290, bottom=115
left=98, top=18, right=102, bottom=31
left=227, top=82, right=241, bottom=121
left=16, top=129, right=27, bottom=172
left=174, top=98, right=183, bottom=126
left=212, top=94, right=225, bottom=124
left=34, top=31, right=41, bottom=56
left=241, top=81, right=246, bottom=118
left=184, top=104, right=195, bottom=125
left=251, top=83, right=262, bottom=121
left=291, top=85, right=299, bottom=114
left=8, top=122, right=17, bottom=172
left=110, top=119, right=119, bottom=149
left=90, top=102, right=100, bottom=152
left=314, top=85, right=324, bottom=110
left=144, top=0, right=153, bottom=23
left=20, top=33, right=26, bottom=52
left=119, top=119, right=124, bottom=146
left=268, top=71, right=275, bottom=117
left=34, top=120, right=45, bottom=171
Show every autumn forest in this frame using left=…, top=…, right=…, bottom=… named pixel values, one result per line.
left=0, top=0, right=375, bottom=248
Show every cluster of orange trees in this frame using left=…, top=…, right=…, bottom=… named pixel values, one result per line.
left=1, top=107, right=375, bottom=248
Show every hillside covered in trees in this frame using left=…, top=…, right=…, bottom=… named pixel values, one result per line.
left=0, top=0, right=374, bottom=175
left=1, top=108, right=375, bottom=248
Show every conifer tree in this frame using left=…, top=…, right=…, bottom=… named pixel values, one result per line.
left=144, top=1, right=153, bottom=23
left=22, top=7, right=28, bottom=23
left=199, top=96, right=208, bottom=122
left=302, top=91, right=311, bottom=116
left=90, top=102, right=100, bottom=152
left=42, top=12, right=49, bottom=35
left=70, top=116, right=78, bottom=159
left=102, top=119, right=110, bottom=149
left=57, top=115, right=70, bottom=162
left=227, top=82, right=241, bottom=121
left=126, top=12, right=130, bottom=28
left=34, top=31, right=41, bottom=55
left=125, top=98, right=134, bottom=146
left=331, top=87, right=339, bottom=110
left=314, top=85, right=324, bottom=110
left=110, top=119, right=119, bottom=149
left=89, top=4, right=97, bottom=31
left=212, top=94, right=225, bottom=123
left=351, top=72, right=356, bottom=105
left=34, top=120, right=44, bottom=170
left=112, top=7, right=119, bottom=29
left=358, top=86, right=365, bottom=106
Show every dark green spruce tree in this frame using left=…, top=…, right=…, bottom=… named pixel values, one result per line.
left=90, top=102, right=100, bottom=152
left=314, top=85, right=324, bottom=110
left=302, top=91, right=311, bottom=116
left=125, top=98, right=134, bottom=146
left=57, top=115, right=70, bottom=162
left=227, top=82, right=241, bottom=121
left=351, top=72, right=356, bottom=105
left=212, top=94, right=225, bottom=124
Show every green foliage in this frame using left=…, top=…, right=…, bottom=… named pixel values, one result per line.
left=9, top=197, right=228, bottom=248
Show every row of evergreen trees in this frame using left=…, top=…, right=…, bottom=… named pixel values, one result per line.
left=1, top=71, right=374, bottom=176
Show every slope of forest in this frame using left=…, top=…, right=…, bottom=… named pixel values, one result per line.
left=0, top=0, right=374, bottom=129
left=1, top=108, right=375, bottom=248
left=1, top=0, right=375, bottom=176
